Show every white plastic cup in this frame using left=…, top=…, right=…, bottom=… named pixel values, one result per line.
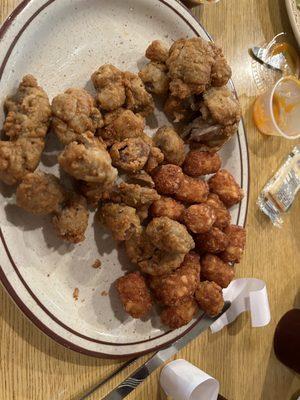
left=160, top=359, right=220, bottom=400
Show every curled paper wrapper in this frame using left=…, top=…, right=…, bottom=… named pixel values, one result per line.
left=160, top=359, right=219, bottom=400
left=211, top=278, right=271, bottom=333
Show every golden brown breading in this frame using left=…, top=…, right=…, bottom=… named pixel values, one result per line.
left=152, top=164, right=184, bottom=195
left=175, top=174, right=209, bottom=204
left=195, top=281, right=224, bottom=317
left=98, top=202, right=141, bottom=241
left=205, top=193, right=231, bottom=230
left=114, top=182, right=160, bottom=209
left=219, top=225, right=246, bottom=263
left=123, top=71, right=154, bottom=117
left=203, top=87, right=241, bottom=126
left=208, top=169, right=244, bottom=207
left=110, top=137, right=150, bottom=172
left=144, top=146, right=164, bottom=174
left=52, top=194, right=88, bottom=243
left=195, top=227, right=229, bottom=253
left=153, top=126, right=185, bottom=166
left=116, top=272, right=152, bottom=318
left=126, top=170, right=155, bottom=188
left=51, top=88, right=103, bottom=145
left=16, top=171, right=65, bottom=215
left=145, top=40, right=169, bottom=63
left=139, top=62, right=170, bottom=95
left=125, top=228, right=155, bottom=264
left=139, top=250, right=186, bottom=276
left=149, top=252, right=200, bottom=306
left=210, top=43, right=232, bottom=87
left=150, top=196, right=185, bottom=221
left=160, top=297, right=198, bottom=329
left=77, top=180, right=113, bottom=207
left=91, top=64, right=126, bottom=111
left=146, top=216, right=194, bottom=254
left=183, top=150, right=221, bottom=177
left=183, top=204, right=216, bottom=234
left=163, top=95, right=195, bottom=123
left=201, top=254, right=234, bottom=288
left=58, top=132, right=117, bottom=184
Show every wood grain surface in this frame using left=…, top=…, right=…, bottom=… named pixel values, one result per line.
left=0, top=0, right=299, bottom=399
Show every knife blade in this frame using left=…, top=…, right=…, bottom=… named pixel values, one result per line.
left=102, top=301, right=231, bottom=400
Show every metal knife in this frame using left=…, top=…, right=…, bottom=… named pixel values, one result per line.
left=101, top=301, right=231, bottom=400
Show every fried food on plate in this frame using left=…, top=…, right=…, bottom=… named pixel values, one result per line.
left=113, top=182, right=160, bottom=209
left=152, top=164, right=184, bottom=195
left=123, top=71, right=154, bottom=117
left=58, top=132, right=117, bottom=184
left=150, top=196, right=185, bottom=221
left=175, top=174, right=209, bottom=204
left=208, top=169, right=244, bottom=207
left=183, top=150, right=221, bottom=177
left=183, top=204, right=216, bottom=234
left=51, top=88, right=103, bottom=145
left=163, top=95, right=195, bottom=123
left=52, top=194, right=88, bottom=243
left=125, top=228, right=156, bottom=264
left=16, top=171, right=65, bottom=215
left=205, top=193, right=231, bottom=230
left=195, top=226, right=229, bottom=253
left=219, top=225, right=246, bottom=263
left=161, top=297, right=198, bottom=329
left=210, top=43, right=232, bottom=87
left=77, top=180, right=113, bottom=207
left=116, top=272, right=152, bottom=318
left=110, top=137, right=150, bottom=172
left=139, top=250, right=186, bottom=276
left=144, top=146, right=164, bottom=174
left=153, top=126, right=185, bottom=166
left=126, top=170, right=155, bottom=188
left=195, top=281, right=224, bottom=317
left=98, top=202, right=141, bottom=241
left=139, top=62, right=170, bottom=95
left=145, top=40, right=169, bottom=63
left=201, top=254, right=235, bottom=288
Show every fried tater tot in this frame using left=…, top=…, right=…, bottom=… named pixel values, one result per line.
left=195, top=227, right=229, bottom=253
left=110, top=137, right=150, bottom=172
left=145, top=40, right=169, bottom=63
left=150, top=196, right=185, bottom=221
left=183, top=204, right=216, bottom=234
left=139, top=62, right=170, bottom=95
left=153, top=126, right=185, bottom=166
left=144, top=146, right=164, bottom=174
left=152, top=164, right=184, bottom=195
left=160, top=298, right=198, bottom=329
left=146, top=217, right=194, bottom=254
left=175, top=175, right=209, bottom=204
left=183, top=150, right=221, bottom=177
left=201, top=254, right=234, bottom=288
left=205, top=193, right=231, bottom=230
left=116, top=272, right=152, bottom=318
left=195, top=281, right=224, bottom=317
left=209, top=169, right=244, bottom=208
left=219, top=225, right=246, bottom=263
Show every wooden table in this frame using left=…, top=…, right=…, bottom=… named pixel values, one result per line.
left=0, top=0, right=299, bottom=399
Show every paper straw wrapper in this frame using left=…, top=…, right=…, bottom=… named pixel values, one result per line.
left=160, top=359, right=219, bottom=400
left=211, top=278, right=271, bottom=333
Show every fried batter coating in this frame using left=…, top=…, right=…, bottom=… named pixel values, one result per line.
left=149, top=252, right=200, bottom=306
left=183, top=204, right=216, bottom=234
left=208, top=169, right=244, bottom=207
left=163, top=95, right=195, bottom=123
left=126, top=170, right=155, bottom=188
left=16, top=171, right=65, bottom=215
left=114, top=182, right=160, bottom=209
left=161, top=298, right=198, bottom=329
left=152, top=164, right=184, bottom=195
left=145, top=40, right=169, bottom=63
left=77, top=180, right=113, bottom=207
left=210, top=43, right=232, bottom=87
left=153, top=126, right=185, bottom=166
left=58, top=132, right=117, bottom=184
left=195, top=281, right=224, bottom=317
left=219, top=225, right=246, bottom=263
left=52, top=194, right=88, bottom=243
left=91, top=64, right=126, bottom=111
left=139, top=250, right=185, bottom=276
left=195, top=227, right=229, bottom=253
left=51, top=88, right=103, bottom=145
left=116, top=272, right=152, bottom=318
left=183, top=150, right=221, bottom=177
left=110, top=137, right=150, bottom=172
left=150, top=196, right=185, bottom=221
left=203, top=87, right=241, bottom=126
left=139, top=62, right=169, bottom=95
left=201, top=254, right=234, bottom=288
left=98, top=202, right=141, bottom=241
left=146, top=217, right=194, bottom=254
left=125, top=228, right=155, bottom=264
left=175, top=175, right=209, bottom=204
left=144, top=146, right=164, bottom=174
left=123, top=71, right=154, bottom=117
left=205, top=193, right=231, bottom=230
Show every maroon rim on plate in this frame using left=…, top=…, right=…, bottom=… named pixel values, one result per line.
left=0, top=0, right=250, bottom=358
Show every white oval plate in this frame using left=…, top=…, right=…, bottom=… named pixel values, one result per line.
left=286, top=0, right=300, bottom=46
left=0, top=0, right=249, bottom=358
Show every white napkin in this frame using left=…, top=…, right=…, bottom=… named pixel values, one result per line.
left=211, top=278, right=271, bottom=333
